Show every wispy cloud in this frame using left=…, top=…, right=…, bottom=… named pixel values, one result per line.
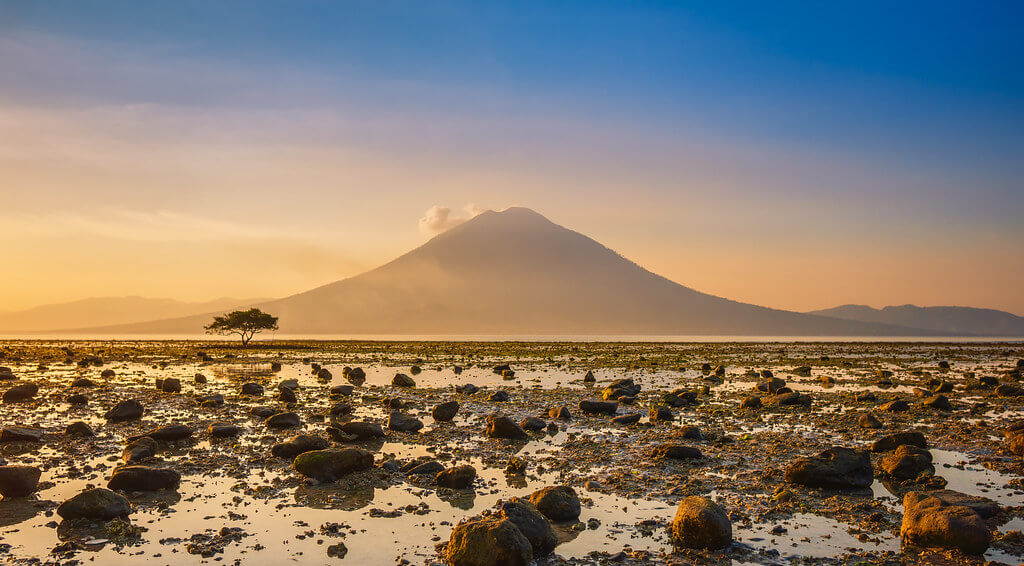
left=418, top=204, right=487, bottom=235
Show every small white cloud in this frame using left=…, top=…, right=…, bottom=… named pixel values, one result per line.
left=418, top=204, right=487, bottom=235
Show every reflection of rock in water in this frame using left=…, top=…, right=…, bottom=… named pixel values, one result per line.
left=294, top=484, right=375, bottom=511
left=0, top=498, right=42, bottom=528
left=210, top=363, right=276, bottom=382
left=127, top=488, right=182, bottom=509
left=505, top=475, right=528, bottom=489
left=438, top=488, right=476, bottom=510
left=552, top=522, right=583, bottom=545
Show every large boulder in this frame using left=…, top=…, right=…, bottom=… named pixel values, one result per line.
left=387, top=412, right=424, bottom=433
left=104, top=399, right=144, bottom=422
left=529, top=485, right=581, bottom=522
left=433, top=401, right=460, bottom=422
left=444, top=516, right=532, bottom=566
left=485, top=415, right=530, bottom=440
left=329, top=421, right=385, bottom=441
left=872, top=431, right=927, bottom=453
left=129, top=424, right=193, bottom=442
left=578, top=399, right=617, bottom=415
left=0, top=426, right=43, bottom=442
left=498, top=498, right=557, bottom=556
left=0, top=465, right=41, bottom=497
left=265, top=412, right=301, bottom=429
left=901, top=491, right=991, bottom=555
left=345, top=367, right=366, bottom=385
left=271, top=435, right=330, bottom=459
left=784, top=447, right=873, bottom=489
left=2, top=383, right=39, bottom=403
left=56, top=488, right=131, bottom=520
left=107, top=466, right=180, bottom=491
left=650, top=443, right=703, bottom=460
left=669, top=496, right=732, bottom=550
left=293, top=448, right=374, bottom=482
left=879, top=445, right=934, bottom=482
left=436, top=465, right=477, bottom=489
left=123, top=437, right=158, bottom=464
left=392, top=373, right=416, bottom=387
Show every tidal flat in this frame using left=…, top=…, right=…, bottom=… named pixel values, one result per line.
left=0, top=340, right=1023, bottom=565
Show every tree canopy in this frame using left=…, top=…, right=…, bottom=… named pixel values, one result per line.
left=204, top=308, right=278, bottom=345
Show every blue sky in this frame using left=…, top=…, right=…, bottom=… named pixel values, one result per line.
left=0, top=1, right=1021, bottom=312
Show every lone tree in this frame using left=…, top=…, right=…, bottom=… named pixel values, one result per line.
left=204, top=308, right=279, bottom=346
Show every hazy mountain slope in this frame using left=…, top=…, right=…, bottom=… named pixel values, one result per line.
left=0, top=296, right=269, bottom=332
left=82, top=207, right=934, bottom=336
left=809, top=304, right=1024, bottom=336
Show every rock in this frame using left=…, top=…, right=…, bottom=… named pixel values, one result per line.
left=501, top=369, right=516, bottom=380
left=740, top=396, right=762, bottom=409
left=346, top=367, right=366, bottom=385
left=293, top=448, right=374, bottom=482
left=0, top=426, right=43, bottom=442
left=207, top=423, right=240, bottom=437
left=278, top=386, right=297, bottom=403
left=107, top=466, right=180, bottom=491
left=444, top=516, right=532, bottom=566
left=529, top=485, right=581, bottom=522
left=436, top=464, right=477, bottom=489
left=880, top=445, right=934, bottom=481
left=486, top=415, right=530, bottom=440
left=56, top=488, right=131, bottom=520
left=923, top=489, right=1001, bottom=519
left=432, top=401, right=459, bottom=421
left=199, top=393, right=224, bottom=407
left=123, top=437, right=158, bottom=463
left=548, top=406, right=571, bottom=420
left=387, top=412, right=424, bottom=432
left=612, top=413, right=641, bottom=425
left=995, top=384, right=1024, bottom=397
left=757, top=377, right=787, bottom=394
left=489, top=390, right=510, bottom=402
left=240, top=382, right=264, bottom=396
left=3, top=382, right=39, bottom=403
left=271, top=362, right=283, bottom=372
left=855, top=391, right=876, bottom=402
left=520, top=416, right=546, bottom=431
left=392, top=373, right=416, bottom=387
left=65, top=421, right=95, bottom=436
left=272, top=435, right=330, bottom=459
left=104, top=399, right=144, bottom=422
left=901, top=491, right=991, bottom=555
left=879, top=399, right=910, bottom=412
left=406, top=461, right=445, bottom=475
left=328, top=403, right=353, bottom=417
left=327, top=542, right=347, bottom=559
left=265, top=412, right=301, bottom=429
left=792, top=365, right=812, bottom=376
left=66, top=393, right=88, bottom=405
left=784, top=447, right=873, bottom=489
left=330, top=421, right=385, bottom=441
left=129, top=424, right=193, bottom=442
left=677, top=426, right=703, bottom=440
left=859, top=413, right=883, bottom=429
left=648, top=405, right=673, bottom=422
left=0, top=465, right=41, bottom=497
left=499, top=498, right=557, bottom=556
left=381, top=397, right=404, bottom=411
left=583, top=370, right=596, bottom=383
left=650, top=443, right=703, bottom=460
left=316, top=368, right=333, bottom=381
left=669, top=496, right=732, bottom=550
left=872, top=431, right=927, bottom=453
left=71, top=378, right=95, bottom=387
left=922, top=395, right=951, bottom=411
left=456, top=383, right=479, bottom=394
left=194, top=373, right=207, bottom=384
left=250, top=406, right=276, bottom=419
left=575, top=399, right=615, bottom=417
left=330, top=384, right=354, bottom=397
left=774, top=392, right=812, bottom=406
left=453, top=365, right=463, bottom=375
left=160, top=378, right=181, bottom=393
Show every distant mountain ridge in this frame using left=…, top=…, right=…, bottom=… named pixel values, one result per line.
left=0, top=296, right=269, bottom=332
left=808, top=304, right=1024, bottom=337
left=73, top=207, right=940, bottom=336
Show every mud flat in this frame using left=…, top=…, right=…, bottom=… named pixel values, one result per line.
left=1, top=339, right=1023, bottom=565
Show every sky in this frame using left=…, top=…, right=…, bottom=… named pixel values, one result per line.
left=1, top=1, right=1022, bottom=314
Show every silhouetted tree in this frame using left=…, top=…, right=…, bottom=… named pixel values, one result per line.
left=204, top=308, right=278, bottom=345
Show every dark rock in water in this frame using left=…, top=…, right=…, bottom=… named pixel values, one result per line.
left=784, top=447, right=873, bottom=489
left=650, top=443, right=702, bottom=460
left=105, top=399, right=144, bottom=422
left=432, top=400, right=459, bottom=422
left=792, top=365, right=812, bottom=376
left=346, top=367, right=366, bottom=385
left=880, top=399, right=910, bottom=413
left=107, top=466, right=180, bottom=491
left=677, top=425, right=703, bottom=440
left=392, top=373, right=416, bottom=387
left=456, top=383, right=479, bottom=394
left=648, top=405, right=673, bottom=422
left=57, top=488, right=131, bottom=520
left=548, top=406, right=571, bottom=420
left=328, top=403, right=353, bottom=417
left=520, top=416, right=546, bottom=431
left=529, top=485, right=581, bottom=522
left=740, top=396, right=762, bottom=409
left=583, top=370, right=595, bottom=383
left=250, top=406, right=276, bottom=419
left=445, top=516, right=532, bottom=566
left=922, top=489, right=1001, bottom=519
left=774, top=392, right=812, bottom=406
left=271, top=362, right=282, bottom=372
left=194, top=373, right=207, bottom=384
left=327, top=542, right=347, bottom=559
left=453, top=365, right=463, bottom=375
left=995, top=384, right=1024, bottom=397
left=382, top=397, right=404, bottom=411
left=407, top=461, right=445, bottom=475
left=387, top=412, right=423, bottom=433
left=500, top=369, right=516, bottom=380
left=937, top=360, right=951, bottom=370
left=854, top=391, right=876, bottom=402
left=272, top=435, right=330, bottom=459
left=486, top=415, right=530, bottom=441
left=199, top=393, right=224, bottom=407
left=602, top=378, right=641, bottom=400
left=0, top=367, right=13, bottom=380
left=129, top=424, right=193, bottom=443
left=330, top=385, right=354, bottom=397
left=901, top=491, right=991, bottom=555
left=207, top=422, right=240, bottom=437
left=293, top=448, right=374, bottom=482
left=0, top=465, right=41, bottom=497
left=123, top=437, right=158, bottom=463
left=859, top=412, right=883, bottom=429
left=931, top=380, right=953, bottom=394
left=331, top=421, right=385, bottom=441
left=66, top=393, right=88, bottom=405
left=316, top=368, right=333, bottom=381
left=922, top=395, right=951, bottom=411
left=65, top=421, right=95, bottom=437
left=489, top=390, right=510, bottom=402
left=3, top=382, right=39, bottom=403
left=499, top=498, right=557, bottom=556
left=71, top=378, right=95, bottom=388
left=240, top=382, right=264, bottom=396
left=436, top=464, right=477, bottom=489
left=670, top=496, right=732, bottom=550
left=278, top=386, right=297, bottom=403
left=1, top=426, right=43, bottom=442
left=492, top=364, right=512, bottom=374
left=880, top=445, right=934, bottom=481
left=160, top=378, right=181, bottom=393
left=612, top=413, right=641, bottom=425
left=872, top=431, right=927, bottom=453
left=265, top=412, right=301, bottom=429
left=756, top=377, right=787, bottom=394
left=579, top=399, right=617, bottom=415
